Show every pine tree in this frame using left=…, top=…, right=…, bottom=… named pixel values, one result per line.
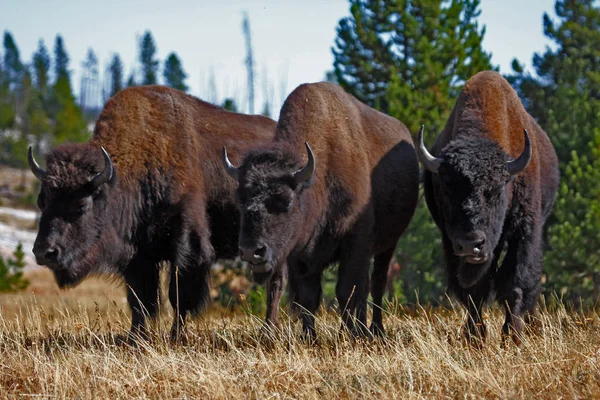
left=332, top=0, right=495, bottom=304
left=510, top=0, right=600, bottom=306
left=108, top=53, right=124, bottom=96
left=139, top=31, right=159, bottom=85
left=3, top=31, right=23, bottom=88
left=163, top=52, right=188, bottom=91
left=221, top=98, right=238, bottom=112
left=0, top=242, right=29, bottom=292
left=0, top=48, right=15, bottom=130
left=53, top=35, right=70, bottom=83
left=48, top=35, right=88, bottom=145
left=126, top=73, right=136, bottom=87
left=333, top=0, right=494, bottom=137
left=32, top=39, right=50, bottom=95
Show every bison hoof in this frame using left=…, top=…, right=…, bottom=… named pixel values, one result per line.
left=369, top=323, right=385, bottom=338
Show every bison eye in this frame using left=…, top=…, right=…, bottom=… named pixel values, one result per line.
left=484, top=186, right=503, bottom=198
left=265, top=195, right=292, bottom=214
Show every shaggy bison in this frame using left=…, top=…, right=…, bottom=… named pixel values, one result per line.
left=29, top=85, right=276, bottom=340
left=418, top=71, right=559, bottom=344
left=223, top=82, right=419, bottom=338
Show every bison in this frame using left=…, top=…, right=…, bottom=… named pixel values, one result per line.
left=28, top=85, right=276, bottom=340
left=222, top=82, right=419, bottom=338
left=418, top=71, right=559, bottom=344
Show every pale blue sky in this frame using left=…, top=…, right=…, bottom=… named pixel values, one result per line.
left=1, top=0, right=556, bottom=115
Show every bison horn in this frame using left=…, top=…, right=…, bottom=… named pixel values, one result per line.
left=506, top=129, right=532, bottom=176
left=416, top=125, right=442, bottom=173
left=90, top=146, right=114, bottom=188
left=293, top=142, right=316, bottom=187
left=28, top=146, right=46, bottom=180
left=222, top=147, right=240, bottom=181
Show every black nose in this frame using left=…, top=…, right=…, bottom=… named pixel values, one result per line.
left=33, top=244, right=61, bottom=267
left=454, top=231, right=486, bottom=256
left=239, top=243, right=268, bottom=264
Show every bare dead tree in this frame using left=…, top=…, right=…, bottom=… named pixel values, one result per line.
left=242, top=12, right=255, bottom=114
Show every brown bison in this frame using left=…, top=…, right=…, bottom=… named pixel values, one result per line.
left=28, top=85, right=276, bottom=340
left=222, top=82, right=419, bottom=338
left=418, top=71, right=559, bottom=344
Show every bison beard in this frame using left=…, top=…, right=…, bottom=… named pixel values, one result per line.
left=29, top=85, right=277, bottom=342
left=420, top=71, right=559, bottom=345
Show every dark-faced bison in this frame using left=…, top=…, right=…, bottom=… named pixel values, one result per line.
left=29, top=85, right=276, bottom=340
left=223, top=82, right=419, bottom=338
left=418, top=71, right=559, bottom=344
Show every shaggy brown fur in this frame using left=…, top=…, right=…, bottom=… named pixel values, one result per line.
left=31, top=86, right=276, bottom=340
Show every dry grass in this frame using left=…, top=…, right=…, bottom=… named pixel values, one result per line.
left=0, top=269, right=599, bottom=399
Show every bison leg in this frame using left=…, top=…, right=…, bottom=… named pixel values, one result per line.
left=124, top=262, right=161, bottom=342
left=168, top=223, right=213, bottom=343
left=370, top=247, right=396, bottom=336
left=264, top=264, right=287, bottom=328
left=498, top=227, right=543, bottom=346
left=289, top=263, right=322, bottom=341
left=168, top=261, right=211, bottom=342
left=464, top=287, right=489, bottom=343
left=337, top=245, right=371, bottom=338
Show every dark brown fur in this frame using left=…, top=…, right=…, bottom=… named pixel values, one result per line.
left=422, top=71, right=559, bottom=344
left=32, top=86, right=276, bottom=340
left=233, top=82, right=420, bottom=338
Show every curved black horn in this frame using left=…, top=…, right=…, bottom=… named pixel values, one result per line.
left=416, top=125, right=442, bottom=173
left=506, top=129, right=532, bottom=176
left=293, top=142, right=315, bottom=186
left=90, top=146, right=114, bottom=188
left=222, top=147, right=240, bottom=181
left=28, top=146, right=45, bottom=180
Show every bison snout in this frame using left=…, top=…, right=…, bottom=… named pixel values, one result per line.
left=453, top=231, right=486, bottom=258
left=33, top=243, right=63, bottom=269
left=239, top=243, right=269, bottom=265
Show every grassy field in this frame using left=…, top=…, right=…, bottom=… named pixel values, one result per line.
left=0, top=268, right=599, bottom=399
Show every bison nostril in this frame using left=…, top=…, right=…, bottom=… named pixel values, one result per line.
left=254, top=245, right=267, bottom=258
left=46, top=248, right=59, bottom=261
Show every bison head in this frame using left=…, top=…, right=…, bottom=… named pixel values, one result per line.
left=29, top=144, right=118, bottom=287
left=417, top=126, right=531, bottom=287
left=222, top=142, right=315, bottom=283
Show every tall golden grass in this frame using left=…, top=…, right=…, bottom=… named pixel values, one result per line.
left=0, top=268, right=599, bottom=398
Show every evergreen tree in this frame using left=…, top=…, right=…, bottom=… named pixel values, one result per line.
left=139, top=31, right=159, bottom=85
left=163, top=52, right=188, bottom=91
left=332, top=0, right=495, bottom=304
left=3, top=31, right=23, bottom=88
left=333, top=0, right=494, bottom=137
left=126, top=72, right=136, bottom=87
left=0, top=50, right=15, bottom=130
left=32, top=39, right=50, bottom=95
left=53, top=35, right=70, bottom=83
left=108, top=53, right=124, bottom=96
left=48, top=35, right=88, bottom=145
left=510, top=0, right=600, bottom=305
left=221, top=98, right=238, bottom=112
left=0, top=242, right=29, bottom=292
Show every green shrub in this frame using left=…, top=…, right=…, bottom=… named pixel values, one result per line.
left=0, top=242, right=30, bottom=292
